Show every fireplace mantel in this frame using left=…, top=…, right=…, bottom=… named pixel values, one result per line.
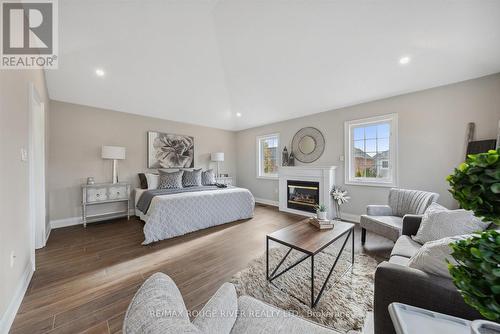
left=278, top=166, right=337, bottom=219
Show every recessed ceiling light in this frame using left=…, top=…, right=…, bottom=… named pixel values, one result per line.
left=236, top=112, right=242, bottom=117
left=95, top=68, right=105, bottom=77
left=399, top=56, right=411, bottom=65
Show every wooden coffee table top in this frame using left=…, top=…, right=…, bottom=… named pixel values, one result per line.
left=267, top=219, right=355, bottom=255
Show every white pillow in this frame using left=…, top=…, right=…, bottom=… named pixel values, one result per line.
left=145, top=173, right=159, bottom=189
left=408, top=235, right=471, bottom=279
left=412, top=202, right=489, bottom=244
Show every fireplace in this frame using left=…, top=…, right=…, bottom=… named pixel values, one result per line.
left=287, top=180, right=319, bottom=213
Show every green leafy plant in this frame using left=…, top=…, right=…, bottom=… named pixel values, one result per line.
left=315, top=204, right=327, bottom=212
left=446, top=149, right=500, bottom=225
left=446, top=149, right=500, bottom=321
left=448, top=230, right=500, bottom=321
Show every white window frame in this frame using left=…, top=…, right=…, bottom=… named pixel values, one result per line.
left=256, top=133, right=280, bottom=179
left=344, top=113, right=398, bottom=187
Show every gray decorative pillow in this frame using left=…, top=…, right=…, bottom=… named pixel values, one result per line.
left=182, top=168, right=202, bottom=187
left=158, top=170, right=184, bottom=189
left=202, top=169, right=216, bottom=185
left=412, top=202, right=489, bottom=244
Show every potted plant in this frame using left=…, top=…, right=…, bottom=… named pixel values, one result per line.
left=330, top=186, right=350, bottom=221
left=446, top=149, right=500, bottom=329
left=316, top=204, right=328, bottom=221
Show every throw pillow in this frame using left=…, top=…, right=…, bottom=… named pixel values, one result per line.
left=202, top=169, right=216, bottom=185
left=182, top=168, right=202, bottom=187
left=158, top=170, right=183, bottom=189
left=412, top=202, right=489, bottom=244
left=145, top=173, right=160, bottom=190
left=408, top=234, right=471, bottom=279
left=138, top=173, right=148, bottom=189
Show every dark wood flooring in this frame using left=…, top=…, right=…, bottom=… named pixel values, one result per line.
left=11, top=204, right=393, bottom=334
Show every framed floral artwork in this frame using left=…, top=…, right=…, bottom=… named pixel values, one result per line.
left=147, top=131, right=194, bottom=168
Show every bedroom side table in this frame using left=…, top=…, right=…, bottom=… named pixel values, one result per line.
left=81, top=183, right=131, bottom=227
left=215, top=176, right=233, bottom=185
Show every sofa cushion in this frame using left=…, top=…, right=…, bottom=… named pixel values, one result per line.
left=407, top=235, right=471, bottom=279
left=123, top=273, right=199, bottom=334
left=360, top=215, right=403, bottom=242
left=413, top=202, right=489, bottom=244
left=230, top=296, right=337, bottom=334
left=388, top=255, right=411, bottom=267
left=193, top=283, right=237, bottom=334
left=391, top=236, right=421, bottom=258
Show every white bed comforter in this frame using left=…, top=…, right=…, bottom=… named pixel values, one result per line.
left=138, top=187, right=255, bottom=244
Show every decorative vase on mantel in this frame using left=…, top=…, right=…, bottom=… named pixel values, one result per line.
left=282, top=146, right=289, bottom=166
left=288, top=152, right=295, bottom=166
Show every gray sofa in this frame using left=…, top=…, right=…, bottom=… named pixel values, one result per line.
left=360, top=188, right=439, bottom=243
left=124, top=272, right=340, bottom=334
left=373, top=215, right=481, bottom=334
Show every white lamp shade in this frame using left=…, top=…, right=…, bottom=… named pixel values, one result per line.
left=101, top=146, right=126, bottom=160
left=211, top=152, right=224, bottom=162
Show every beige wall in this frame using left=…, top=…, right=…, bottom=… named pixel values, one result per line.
left=0, top=70, right=49, bottom=324
left=236, top=73, right=500, bottom=216
left=48, top=101, right=237, bottom=221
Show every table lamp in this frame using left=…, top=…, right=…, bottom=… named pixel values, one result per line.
left=102, top=146, right=126, bottom=183
left=211, top=152, right=224, bottom=177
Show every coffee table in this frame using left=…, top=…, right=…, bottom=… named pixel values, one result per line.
left=266, top=219, right=355, bottom=307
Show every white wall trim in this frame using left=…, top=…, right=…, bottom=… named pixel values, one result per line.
left=341, top=212, right=361, bottom=223
left=50, top=209, right=136, bottom=229
left=254, top=197, right=279, bottom=207
left=50, top=216, right=81, bottom=229
left=0, top=262, right=34, bottom=334
left=45, top=226, right=51, bottom=244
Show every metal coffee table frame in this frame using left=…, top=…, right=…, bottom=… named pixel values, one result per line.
left=266, top=227, right=354, bottom=308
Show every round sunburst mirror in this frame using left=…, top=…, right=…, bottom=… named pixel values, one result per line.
left=291, top=127, right=325, bottom=163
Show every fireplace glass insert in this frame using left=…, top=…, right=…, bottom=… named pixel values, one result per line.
left=287, top=180, right=320, bottom=213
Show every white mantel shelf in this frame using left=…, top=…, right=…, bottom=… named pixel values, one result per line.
left=278, top=166, right=338, bottom=219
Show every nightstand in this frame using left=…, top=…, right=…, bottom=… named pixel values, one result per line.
left=81, top=183, right=131, bottom=227
left=215, top=176, right=233, bottom=186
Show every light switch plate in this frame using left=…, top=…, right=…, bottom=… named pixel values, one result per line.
left=339, top=155, right=345, bottom=161
left=21, top=148, right=28, bottom=162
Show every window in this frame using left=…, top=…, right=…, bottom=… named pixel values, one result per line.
left=257, top=134, right=280, bottom=178
left=345, top=114, right=398, bottom=186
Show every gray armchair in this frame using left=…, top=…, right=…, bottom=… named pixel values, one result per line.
left=360, top=188, right=439, bottom=244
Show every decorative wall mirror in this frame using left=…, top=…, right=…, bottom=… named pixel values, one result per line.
left=291, top=127, right=325, bottom=163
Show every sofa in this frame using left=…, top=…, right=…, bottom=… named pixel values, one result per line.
left=360, top=188, right=439, bottom=243
left=123, top=272, right=340, bottom=334
left=373, top=215, right=481, bottom=334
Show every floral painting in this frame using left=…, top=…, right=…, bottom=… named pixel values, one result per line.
left=148, top=131, right=194, bottom=168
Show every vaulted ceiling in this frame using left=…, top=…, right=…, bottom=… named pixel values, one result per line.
left=46, top=0, right=500, bottom=130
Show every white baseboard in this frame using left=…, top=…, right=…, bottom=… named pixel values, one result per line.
left=340, top=212, right=361, bottom=223
left=0, top=262, right=34, bottom=334
left=50, top=216, right=81, bottom=229
left=50, top=209, right=136, bottom=229
left=254, top=197, right=279, bottom=207
left=45, top=226, right=51, bottom=244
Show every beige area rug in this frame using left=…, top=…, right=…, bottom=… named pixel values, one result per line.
left=230, top=242, right=385, bottom=333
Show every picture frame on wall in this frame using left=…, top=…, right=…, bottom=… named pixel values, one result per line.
left=147, top=131, right=194, bottom=168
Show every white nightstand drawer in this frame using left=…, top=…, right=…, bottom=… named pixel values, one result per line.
left=109, top=186, right=128, bottom=200
left=87, top=188, right=108, bottom=202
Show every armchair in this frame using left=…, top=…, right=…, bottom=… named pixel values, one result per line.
left=360, top=188, right=439, bottom=244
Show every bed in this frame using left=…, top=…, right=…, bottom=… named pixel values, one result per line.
left=134, top=186, right=255, bottom=244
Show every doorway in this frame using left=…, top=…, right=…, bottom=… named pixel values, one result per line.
left=29, top=83, right=46, bottom=266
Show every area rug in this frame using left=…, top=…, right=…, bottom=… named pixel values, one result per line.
left=230, top=243, right=385, bottom=333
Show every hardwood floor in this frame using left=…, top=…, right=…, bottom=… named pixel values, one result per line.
left=10, top=204, right=393, bottom=334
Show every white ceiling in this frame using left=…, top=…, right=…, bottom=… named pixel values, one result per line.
left=46, top=0, right=500, bottom=131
